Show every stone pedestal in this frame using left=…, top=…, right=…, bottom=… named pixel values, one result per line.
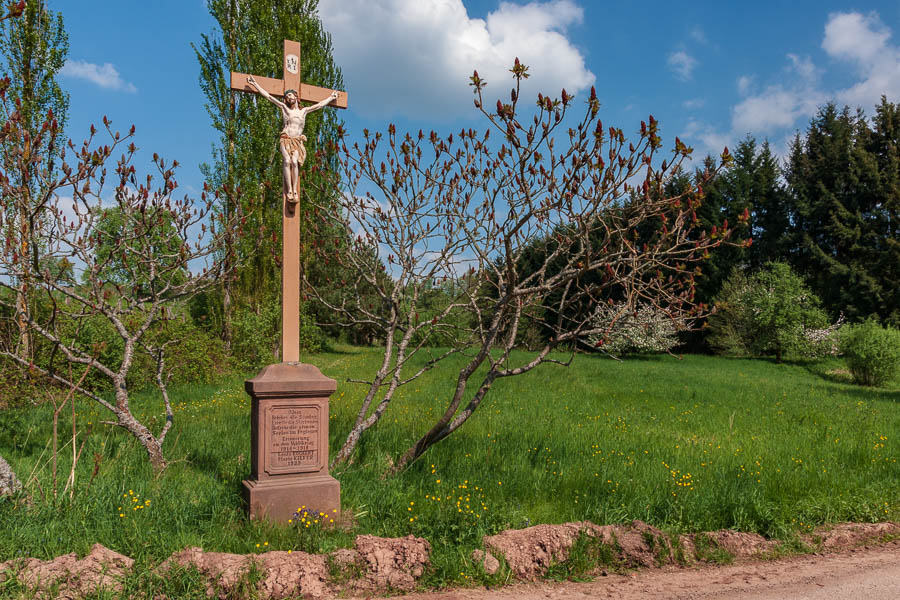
left=242, top=362, right=340, bottom=523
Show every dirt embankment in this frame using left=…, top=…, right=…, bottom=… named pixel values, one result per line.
left=0, top=521, right=897, bottom=599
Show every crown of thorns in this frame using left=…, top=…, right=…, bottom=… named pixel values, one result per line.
left=284, top=89, right=297, bottom=97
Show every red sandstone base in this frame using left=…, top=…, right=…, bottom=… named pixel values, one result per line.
left=242, top=474, right=340, bottom=523
left=241, top=362, right=340, bottom=524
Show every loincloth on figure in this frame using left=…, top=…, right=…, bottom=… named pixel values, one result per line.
left=279, top=133, right=308, bottom=165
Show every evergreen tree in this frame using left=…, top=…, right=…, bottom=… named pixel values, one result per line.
left=689, top=150, right=747, bottom=305
left=194, top=0, right=344, bottom=347
left=745, top=140, right=789, bottom=269
left=690, top=137, right=786, bottom=306
left=0, top=0, right=68, bottom=360
left=866, top=97, right=900, bottom=324
left=784, top=103, right=886, bottom=321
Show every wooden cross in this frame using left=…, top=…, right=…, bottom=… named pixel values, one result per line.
left=230, top=40, right=348, bottom=363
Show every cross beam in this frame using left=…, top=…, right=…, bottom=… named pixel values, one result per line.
left=230, top=39, right=347, bottom=363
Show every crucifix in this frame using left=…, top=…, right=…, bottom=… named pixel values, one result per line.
left=230, top=40, right=348, bottom=363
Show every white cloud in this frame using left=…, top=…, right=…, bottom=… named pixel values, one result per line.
left=786, top=53, right=819, bottom=83
left=319, top=0, right=594, bottom=120
left=682, top=119, right=731, bottom=157
left=682, top=97, right=705, bottom=109
left=732, top=86, right=824, bottom=136
left=822, top=12, right=890, bottom=65
left=822, top=11, right=900, bottom=107
left=682, top=10, right=900, bottom=164
left=61, top=60, right=137, bottom=93
left=731, top=52, right=824, bottom=136
left=681, top=53, right=823, bottom=162
left=689, top=26, right=707, bottom=45
left=667, top=50, right=697, bottom=81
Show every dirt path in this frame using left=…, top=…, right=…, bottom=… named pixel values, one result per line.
left=375, top=540, right=900, bottom=600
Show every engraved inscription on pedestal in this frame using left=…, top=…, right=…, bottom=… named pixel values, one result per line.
left=264, top=405, right=321, bottom=475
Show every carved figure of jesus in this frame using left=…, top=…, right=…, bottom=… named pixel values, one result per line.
left=247, top=75, right=339, bottom=203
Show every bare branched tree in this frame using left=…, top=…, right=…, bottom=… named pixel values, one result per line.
left=0, top=83, right=242, bottom=470
left=311, top=60, right=739, bottom=474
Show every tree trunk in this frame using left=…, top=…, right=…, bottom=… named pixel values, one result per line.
left=0, top=452, right=22, bottom=496
left=222, top=0, right=237, bottom=353
left=114, top=386, right=167, bottom=471
left=119, top=413, right=167, bottom=471
left=16, top=198, right=31, bottom=360
left=391, top=369, right=476, bottom=473
left=223, top=269, right=233, bottom=351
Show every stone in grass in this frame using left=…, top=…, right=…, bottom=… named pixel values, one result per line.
left=162, top=547, right=329, bottom=600
left=471, top=549, right=500, bottom=575
left=0, top=543, right=133, bottom=598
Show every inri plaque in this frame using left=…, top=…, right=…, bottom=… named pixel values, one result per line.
left=265, top=405, right=321, bottom=474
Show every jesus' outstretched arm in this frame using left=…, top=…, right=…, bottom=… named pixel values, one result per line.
left=246, top=75, right=286, bottom=111
left=302, top=91, right=339, bottom=114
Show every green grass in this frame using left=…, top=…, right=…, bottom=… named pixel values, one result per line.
left=1, top=348, right=898, bottom=589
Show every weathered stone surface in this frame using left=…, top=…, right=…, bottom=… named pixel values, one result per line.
left=242, top=362, right=340, bottom=523
left=0, top=453, right=22, bottom=497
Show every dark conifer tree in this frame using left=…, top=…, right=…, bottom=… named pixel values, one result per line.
left=866, top=97, right=900, bottom=324
left=745, top=140, right=789, bottom=269
left=784, top=103, right=886, bottom=321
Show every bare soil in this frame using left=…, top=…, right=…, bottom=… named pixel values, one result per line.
left=386, top=539, right=900, bottom=600
left=0, top=522, right=896, bottom=599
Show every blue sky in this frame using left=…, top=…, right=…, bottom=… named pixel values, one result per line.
left=55, top=0, right=900, bottom=197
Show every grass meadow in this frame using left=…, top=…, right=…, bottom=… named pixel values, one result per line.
left=1, top=347, right=898, bottom=587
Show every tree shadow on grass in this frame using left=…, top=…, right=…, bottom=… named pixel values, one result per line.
left=582, top=352, right=675, bottom=363
left=801, top=360, right=900, bottom=402
left=837, top=385, right=900, bottom=403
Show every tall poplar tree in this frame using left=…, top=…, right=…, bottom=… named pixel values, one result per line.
left=0, top=0, right=68, bottom=360
left=194, top=0, right=343, bottom=348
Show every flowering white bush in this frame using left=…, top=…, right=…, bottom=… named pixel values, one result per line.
left=803, top=313, right=845, bottom=357
left=586, top=301, right=684, bottom=356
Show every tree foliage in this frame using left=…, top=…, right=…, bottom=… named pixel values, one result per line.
left=708, top=262, right=829, bottom=361
left=782, top=101, right=899, bottom=323
left=194, top=0, right=345, bottom=347
left=0, top=102, right=240, bottom=469
left=841, top=319, right=900, bottom=386
left=90, top=205, right=188, bottom=292
left=311, top=61, right=734, bottom=473
left=586, top=301, right=684, bottom=356
left=0, top=0, right=67, bottom=360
